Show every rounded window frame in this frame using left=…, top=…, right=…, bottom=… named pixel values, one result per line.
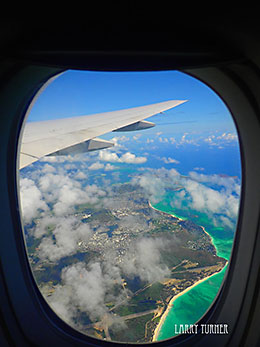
left=0, top=61, right=259, bottom=346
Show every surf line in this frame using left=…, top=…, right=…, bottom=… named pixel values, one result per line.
left=148, top=200, right=185, bottom=221
left=152, top=270, right=221, bottom=342
left=148, top=200, right=227, bottom=342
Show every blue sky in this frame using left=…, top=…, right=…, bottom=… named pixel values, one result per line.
left=27, top=70, right=236, bottom=137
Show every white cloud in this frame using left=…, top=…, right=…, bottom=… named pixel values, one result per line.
left=47, top=262, right=111, bottom=324
left=104, top=163, right=115, bottom=171
left=74, top=171, right=87, bottom=180
left=53, top=185, right=85, bottom=216
left=204, top=135, right=216, bottom=144
left=98, top=150, right=120, bottom=162
left=19, top=170, right=107, bottom=223
left=183, top=179, right=225, bottom=213
left=109, top=135, right=129, bottom=148
left=42, top=163, right=56, bottom=173
left=99, top=150, right=147, bottom=164
left=46, top=258, right=130, bottom=331
left=19, top=178, right=49, bottom=223
left=47, top=284, right=77, bottom=326
left=133, top=134, right=142, bottom=141
left=179, top=133, right=198, bottom=146
left=132, top=173, right=165, bottom=204
left=121, top=237, right=172, bottom=283
left=173, top=172, right=240, bottom=228
left=38, top=173, right=87, bottom=216
left=131, top=168, right=180, bottom=204
left=88, top=161, right=104, bottom=170
left=204, top=132, right=238, bottom=146
left=37, top=216, right=93, bottom=262
left=161, top=157, right=180, bottom=164
left=133, top=168, right=240, bottom=230
left=159, top=137, right=169, bottom=143
left=46, top=235, right=175, bottom=328
left=120, top=152, right=146, bottom=164
left=188, top=171, right=240, bottom=195
left=216, top=132, right=238, bottom=141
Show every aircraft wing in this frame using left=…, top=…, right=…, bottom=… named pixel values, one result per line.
left=19, top=99, right=187, bottom=169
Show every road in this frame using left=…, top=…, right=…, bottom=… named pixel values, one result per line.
left=121, top=309, right=157, bottom=321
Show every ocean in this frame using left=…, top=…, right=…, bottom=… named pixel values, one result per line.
left=154, top=196, right=232, bottom=341
left=150, top=144, right=240, bottom=341
left=145, top=143, right=241, bottom=179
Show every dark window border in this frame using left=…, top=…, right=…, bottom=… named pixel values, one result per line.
left=0, top=50, right=259, bottom=346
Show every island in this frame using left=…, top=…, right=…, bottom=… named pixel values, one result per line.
left=25, top=182, right=227, bottom=343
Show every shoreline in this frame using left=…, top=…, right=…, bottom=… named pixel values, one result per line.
left=152, top=271, right=221, bottom=342
left=201, top=225, right=215, bottom=245
left=148, top=200, right=185, bottom=221
left=149, top=200, right=227, bottom=342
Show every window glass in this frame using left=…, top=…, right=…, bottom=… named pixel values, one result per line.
left=19, top=71, right=241, bottom=343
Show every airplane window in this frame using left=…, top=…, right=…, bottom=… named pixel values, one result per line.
left=18, top=70, right=241, bottom=343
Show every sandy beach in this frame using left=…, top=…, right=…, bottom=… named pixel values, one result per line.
left=201, top=225, right=213, bottom=242
left=152, top=271, right=220, bottom=342
left=148, top=200, right=185, bottom=221
left=149, top=199, right=227, bottom=342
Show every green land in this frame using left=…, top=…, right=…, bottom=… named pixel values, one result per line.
left=26, top=182, right=226, bottom=343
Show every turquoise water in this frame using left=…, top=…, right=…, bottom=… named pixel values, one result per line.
left=153, top=192, right=235, bottom=341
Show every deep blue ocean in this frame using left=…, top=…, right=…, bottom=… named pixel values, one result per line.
left=143, top=143, right=241, bottom=178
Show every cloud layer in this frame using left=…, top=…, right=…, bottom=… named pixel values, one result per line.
left=19, top=137, right=241, bottom=333
left=34, top=216, right=93, bottom=261
left=45, top=235, right=173, bottom=328
left=99, top=150, right=147, bottom=164
left=132, top=168, right=240, bottom=230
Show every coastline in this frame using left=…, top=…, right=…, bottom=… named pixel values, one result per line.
left=201, top=225, right=215, bottom=247
left=149, top=199, right=228, bottom=342
left=149, top=201, right=215, bottom=250
left=148, top=200, right=185, bottom=221
left=152, top=271, right=220, bottom=342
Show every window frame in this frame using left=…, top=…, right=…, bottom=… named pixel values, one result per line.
left=0, top=60, right=259, bottom=346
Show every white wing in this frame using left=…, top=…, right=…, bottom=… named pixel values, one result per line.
left=19, top=99, right=187, bottom=169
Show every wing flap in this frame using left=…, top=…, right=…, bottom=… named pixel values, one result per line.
left=48, top=138, right=114, bottom=156
left=113, top=120, right=155, bottom=132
